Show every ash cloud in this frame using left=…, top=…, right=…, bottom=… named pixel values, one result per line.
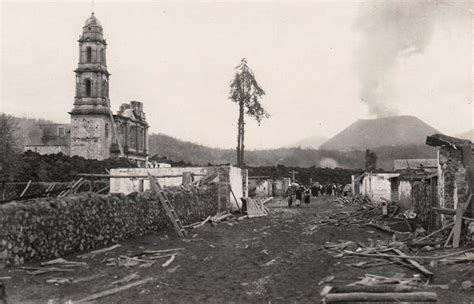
left=319, top=158, right=340, bottom=169
left=353, top=0, right=453, bottom=117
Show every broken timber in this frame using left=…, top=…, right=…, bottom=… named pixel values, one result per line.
left=148, top=173, right=187, bottom=237
left=453, top=194, right=472, bottom=248
left=324, top=291, right=437, bottom=302
left=75, top=277, right=153, bottom=303
left=344, top=247, right=474, bottom=261
left=391, top=248, right=433, bottom=278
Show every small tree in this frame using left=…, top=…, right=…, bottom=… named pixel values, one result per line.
left=229, top=58, right=269, bottom=167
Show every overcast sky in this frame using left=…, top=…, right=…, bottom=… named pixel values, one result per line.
left=1, top=0, right=471, bottom=149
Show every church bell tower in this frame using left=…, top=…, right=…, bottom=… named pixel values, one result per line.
left=70, top=13, right=113, bottom=160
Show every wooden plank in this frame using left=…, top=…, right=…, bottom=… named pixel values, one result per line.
left=324, top=291, right=437, bottom=302
left=344, top=247, right=474, bottom=261
left=444, top=226, right=455, bottom=247
left=332, top=285, right=415, bottom=293
left=412, top=223, right=454, bottom=244
left=453, top=196, right=469, bottom=248
left=77, top=244, right=121, bottom=259
left=391, top=248, right=433, bottom=278
left=19, top=180, right=31, bottom=197
left=432, top=207, right=456, bottom=215
left=75, top=277, right=153, bottom=303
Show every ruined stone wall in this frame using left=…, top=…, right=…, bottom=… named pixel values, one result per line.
left=438, top=147, right=468, bottom=211
left=412, top=181, right=432, bottom=230
left=0, top=185, right=217, bottom=267
left=70, top=115, right=112, bottom=160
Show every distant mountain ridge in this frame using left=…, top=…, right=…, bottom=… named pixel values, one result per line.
left=320, top=115, right=440, bottom=151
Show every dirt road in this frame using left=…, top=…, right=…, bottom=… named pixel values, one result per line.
left=1, top=197, right=473, bottom=303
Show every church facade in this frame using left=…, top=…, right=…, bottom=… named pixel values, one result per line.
left=25, top=13, right=149, bottom=166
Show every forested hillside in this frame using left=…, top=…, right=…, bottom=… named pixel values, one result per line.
left=6, top=115, right=438, bottom=170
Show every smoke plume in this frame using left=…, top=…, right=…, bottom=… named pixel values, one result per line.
left=354, top=0, right=450, bottom=117
left=319, top=158, right=340, bottom=169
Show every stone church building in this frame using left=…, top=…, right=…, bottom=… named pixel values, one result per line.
left=25, top=13, right=149, bottom=166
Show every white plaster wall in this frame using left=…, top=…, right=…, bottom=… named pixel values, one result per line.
left=228, top=166, right=244, bottom=209
left=370, top=173, right=399, bottom=202
left=255, top=180, right=269, bottom=197
left=361, top=173, right=399, bottom=202
left=110, top=167, right=213, bottom=194
left=398, top=181, right=412, bottom=209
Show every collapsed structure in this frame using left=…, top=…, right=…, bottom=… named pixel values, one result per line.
left=351, top=133, right=473, bottom=234
left=25, top=13, right=149, bottom=166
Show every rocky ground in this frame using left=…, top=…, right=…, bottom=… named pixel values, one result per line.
left=1, top=196, right=473, bottom=303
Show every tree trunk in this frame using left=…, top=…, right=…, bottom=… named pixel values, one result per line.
left=241, top=115, right=245, bottom=167
left=236, top=101, right=244, bottom=167
left=236, top=116, right=241, bottom=167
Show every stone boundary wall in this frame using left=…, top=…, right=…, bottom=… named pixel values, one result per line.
left=0, top=185, right=217, bottom=267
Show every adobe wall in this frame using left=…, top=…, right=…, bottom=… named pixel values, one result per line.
left=0, top=185, right=217, bottom=267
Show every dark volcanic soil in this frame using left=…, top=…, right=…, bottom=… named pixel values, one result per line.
left=1, top=197, right=473, bottom=303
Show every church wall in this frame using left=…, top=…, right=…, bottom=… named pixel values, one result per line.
left=70, top=115, right=112, bottom=160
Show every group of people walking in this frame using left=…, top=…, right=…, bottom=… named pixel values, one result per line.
left=286, top=182, right=346, bottom=207
left=310, top=183, right=345, bottom=197
left=286, top=184, right=311, bottom=207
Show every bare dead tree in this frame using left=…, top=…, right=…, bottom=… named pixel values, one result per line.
left=229, top=58, right=269, bottom=167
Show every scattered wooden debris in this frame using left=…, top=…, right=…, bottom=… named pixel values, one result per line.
left=318, top=275, right=335, bottom=286
left=162, top=254, right=176, bottom=267
left=41, top=258, right=87, bottom=267
left=46, top=273, right=106, bottom=285
left=140, top=248, right=184, bottom=255
left=110, top=272, right=140, bottom=285
left=246, top=197, right=268, bottom=217
left=184, top=216, right=211, bottom=229
left=391, top=248, right=433, bottom=278
left=261, top=259, right=276, bottom=267
left=78, top=244, right=121, bottom=259
left=21, top=266, right=75, bottom=276
left=211, top=212, right=233, bottom=223
left=344, top=247, right=474, bottom=261
left=75, top=277, right=154, bottom=303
